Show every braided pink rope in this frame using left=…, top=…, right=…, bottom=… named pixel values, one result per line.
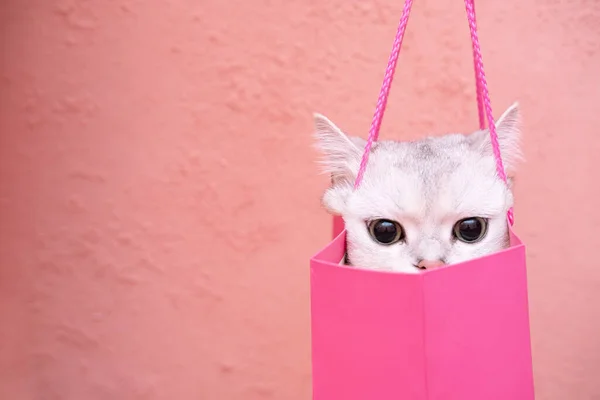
left=353, top=0, right=414, bottom=188
left=470, top=0, right=485, bottom=130
left=354, top=0, right=514, bottom=225
left=464, top=0, right=514, bottom=225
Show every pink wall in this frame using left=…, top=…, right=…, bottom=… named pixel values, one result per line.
left=1, top=0, right=599, bottom=399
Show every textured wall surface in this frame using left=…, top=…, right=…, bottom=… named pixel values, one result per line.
left=1, top=0, right=599, bottom=399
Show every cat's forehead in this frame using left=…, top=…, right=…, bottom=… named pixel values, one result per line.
left=353, top=135, right=508, bottom=220
left=372, top=134, right=469, bottom=169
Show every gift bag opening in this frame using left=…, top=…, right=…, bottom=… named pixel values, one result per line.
left=329, top=215, right=524, bottom=274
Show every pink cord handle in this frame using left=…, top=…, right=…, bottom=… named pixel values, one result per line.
left=464, top=0, right=514, bottom=225
left=354, top=0, right=514, bottom=225
left=469, top=0, right=485, bottom=131
left=353, top=0, right=414, bottom=188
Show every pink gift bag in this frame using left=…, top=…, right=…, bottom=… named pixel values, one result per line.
left=309, top=1, right=535, bottom=399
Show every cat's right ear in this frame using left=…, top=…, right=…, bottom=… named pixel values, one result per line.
left=467, top=102, right=523, bottom=177
left=312, top=113, right=365, bottom=214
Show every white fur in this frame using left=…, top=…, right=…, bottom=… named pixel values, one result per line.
left=313, top=103, right=523, bottom=273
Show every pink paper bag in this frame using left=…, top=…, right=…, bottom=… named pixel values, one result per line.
left=310, top=217, right=534, bottom=400
left=309, top=0, right=535, bottom=398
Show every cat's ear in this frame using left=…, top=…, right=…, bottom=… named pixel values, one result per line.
left=313, top=113, right=365, bottom=214
left=468, top=101, right=523, bottom=177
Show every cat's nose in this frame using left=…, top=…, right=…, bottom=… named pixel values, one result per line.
left=417, top=259, right=445, bottom=269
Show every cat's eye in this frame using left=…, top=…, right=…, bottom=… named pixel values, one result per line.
left=453, top=217, right=488, bottom=243
left=368, top=219, right=405, bottom=245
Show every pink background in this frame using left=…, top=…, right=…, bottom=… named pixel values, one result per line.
left=0, top=0, right=598, bottom=399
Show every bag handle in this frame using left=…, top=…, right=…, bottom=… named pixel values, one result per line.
left=465, top=0, right=514, bottom=224
left=353, top=0, right=514, bottom=225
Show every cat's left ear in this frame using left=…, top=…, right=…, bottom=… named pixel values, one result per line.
left=312, top=113, right=366, bottom=214
left=468, top=101, right=523, bottom=177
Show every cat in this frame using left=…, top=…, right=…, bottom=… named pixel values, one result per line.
left=313, top=102, right=522, bottom=273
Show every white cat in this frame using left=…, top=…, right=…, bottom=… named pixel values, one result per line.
left=314, top=103, right=523, bottom=273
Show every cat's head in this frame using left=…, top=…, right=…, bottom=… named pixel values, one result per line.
left=313, top=103, right=523, bottom=273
